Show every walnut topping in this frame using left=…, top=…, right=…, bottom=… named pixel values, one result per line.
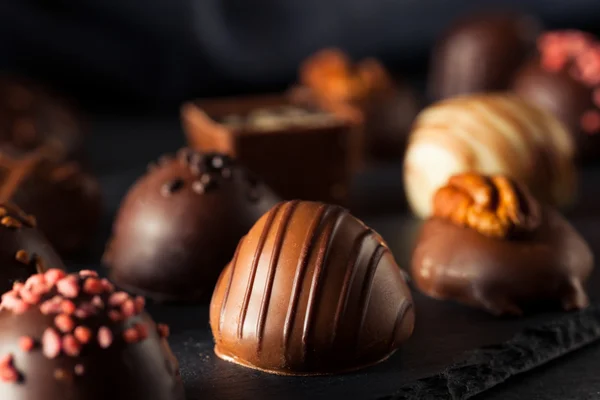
left=432, top=173, right=542, bottom=239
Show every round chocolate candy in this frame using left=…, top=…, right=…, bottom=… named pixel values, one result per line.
left=403, top=93, right=576, bottom=218
left=411, top=173, right=593, bottom=316
left=428, top=11, right=540, bottom=101
left=103, top=148, right=280, bottom=302
left=0, top=151, right=102, bottom=257
left=512, top=30, right=600, bottom=161
left=210, top=200, right=414, bottom=375
left=0, top=76, right=84, bottom=161
left=0, top=203, right=64, bottom=293
left=0, top=270, right=184, bottom=400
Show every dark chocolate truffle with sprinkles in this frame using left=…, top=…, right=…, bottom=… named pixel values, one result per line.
left=0, top=270, right=184, bottom=400
left=103, top=148, right=280, bottom=302
left=0, top=203, right=64, bottom=294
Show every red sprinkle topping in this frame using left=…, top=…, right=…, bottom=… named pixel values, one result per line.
left=108, top=310, right=123, bottom=322
left=134, top=296, right=145, bottom=314
left=18, top=337, right=35, bottom=352
left=62, top=335, right=81, bottom=357
left=78, top=270, right=98, bottom=278
left=108, top=292, right=129, bottom=307
left=136, top=323, right=149, bottom=340
left=97, top=327, right=113, bottom=349
left=56, top=276, right=79, bottom=298
left=123, top=327, right=141, bottom=344
left=44, top=269, right=66, bottom=286
left=54, top=314, right=75, bottom=333
left=83, top=278, right=104, bottom=295
left=18, top=288, right=40, bottom=305
left=157, top=324, right=170, bottom=338
left=0, top=355, right=18, bottom=382
left=91, top=296, right=104, bottom=309
left=42, top=328, right=61, bottom=359
left=61, top=300, right=76, bottom=315
left=74, top=326, right=92, bottom=344
left=121, top=299, right=136, bottom=318
left=538, top=30, right=600, bottom=133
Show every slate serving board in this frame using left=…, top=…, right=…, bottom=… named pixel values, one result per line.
left=77, top=115, right=600, bottom=400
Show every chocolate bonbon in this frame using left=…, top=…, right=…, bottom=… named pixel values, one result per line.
left=428, top=12, right=540, bottom=101
left=0, top=151, right=102, bottom=256
left=104, top=148, right=280, bottom=302
left=411, top=173, right=593, bottom=316
left=0, top=203, right=64, bottom=294
left=0, top=270, right=184, bottom=400
left=0, top=76, right=84, bottom=162
left=403, top=93, right=576, bottom=218
left=294, top=48, right=421, bottom=161
left=512, top=30, right=600, bottom=161
left=181, top=95, right=359, bottom=205
left=210, top=200, right=414, bottom=375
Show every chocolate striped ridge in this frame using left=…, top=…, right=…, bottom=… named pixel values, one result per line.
left=388, top=298, right=413, bottom=350
left=300, top=207, right=347, bottom=363
left=282, top=204, right=335, bottom=359
left=255, top=200, right=301, bottom=352
left=329, top=227, right=372, bottom=346
left=236, top=202, right=284, bottom=340
left=355, top=244, right=388, bottom=352
left=217, top=240, right=242, bottom=335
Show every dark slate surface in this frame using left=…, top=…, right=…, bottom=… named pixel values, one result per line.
left=79, top=115, right=600, bottom=400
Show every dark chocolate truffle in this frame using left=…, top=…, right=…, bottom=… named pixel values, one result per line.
left=411, top=173, right=593, bottom=316
left=296, top=48, right=421, bottom=161
left=104, top=148, right=280, bottom=302
left=0, top=76, right=84, bottom=161
left=428, top=12, right=541, bottom=101
left=0, top=151, right=102, bottom=256
left=0, top=270, right=184, bottom=400
left=512, top=31, right=600, bottom=161
left=210, top=200, right=414, bottom=375
left=0, top=203, right=64, bottom=293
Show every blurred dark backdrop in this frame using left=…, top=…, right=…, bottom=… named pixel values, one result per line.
left=1, top=0, right=599, bottom=112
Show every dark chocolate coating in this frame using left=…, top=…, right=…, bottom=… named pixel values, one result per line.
left=8, top=160, right=103, bottom=257
left=0, top=274, right=184, bottom=400
left=210, top=201, right=414, bottom=375
left=0, top=76, right=84, bottom=161
left=512, top=59, right=600, bottom=161
left=428, top=12, right=540, bottom=101
left=104, top=149, right=280, bottom=302
left=411, top=209, right=593, bottom=315
left=0, top=203, right=64, bottom=293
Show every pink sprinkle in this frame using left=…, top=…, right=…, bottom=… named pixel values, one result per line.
left=61, top=300, right=76, bottom=315
left=136, top=323, right=148, bottom=340
left=12, top=301, right=29, bottom=315
left=97, top=327, right=113, bottom=349
left=42, top=328, right=61, bottom=359
left=74, top=309, right=90, bottom=319
left=1, top=292, right=20, bottom=309
left=108, top=310, right=122, bottom=322
left=12, top=283, right=23, bottom=292
left=123, top=327, right=140, bottom=344
left=62, top=335, right=81, bottom=357
left=18, top=288, right=40, bottom=305
left=74, top=326, right=92, bottom=344
left=24, top=274, right=45, bottom=290
left=100, top=279, right=114, bottom=292
left=83, top=278, right=104, bottom=295
left=79, top=270, right=98, bottom=278
left=40, top=298, right=63, bottom=315
left=0, top=354, right=13, bottom=367
left=74, top=364, right=85, bottom=376
left=18, top=336, right=35, bottom=352
left=157, top=324, right=170, bottom=338
left=56, top=277, right=79, bottom=298
left=134, top=296, right=145, bottom=313
left=44, top=269, right=66, bottom=285
left=108, top=292, right=129, bottom=307
left=91, top=296, right=104, bottom=309
left=0, top=365, right=19, bottom=382
left=581, top=110, right=600, bottom=134
left=54, top=314, right=75, bottom=333
left=121, top=299, right=136, bottom=318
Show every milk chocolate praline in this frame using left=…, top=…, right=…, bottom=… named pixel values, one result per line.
left=428, top=12, right=541, bottom=101
left=210, top=201, right=414, bottom=375
left=411, top=173, right=593, bottom=316
left=512, top=31, right=600, bottom=161
left=0, top=270, right=184, bottom=400
left=104, top=148, right=280, bottom=302
left=0, top=203, right=64, bottom=293
left=0, top=75, right=84, bottom=162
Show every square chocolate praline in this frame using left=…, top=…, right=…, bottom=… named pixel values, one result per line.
left=181, top=94, right=361, bottom=205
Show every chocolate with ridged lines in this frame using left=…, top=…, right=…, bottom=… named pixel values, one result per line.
left=210, top=200, right=414, bottom=375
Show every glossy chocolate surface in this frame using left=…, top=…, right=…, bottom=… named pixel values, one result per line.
left=0, top=152, right=102, bottom=256
left=0, top=203, right=64, bottom=293
left=428, top=12, right=540, bottom=101
left=411, top=209, right=593, bottom=315
left=0, top=76, right=84, bottom=161
left=0, top=271, right=184, bottom=400
left=104, top=148, right=280, bottom=302
left=210, top=201, right=414, bottom=375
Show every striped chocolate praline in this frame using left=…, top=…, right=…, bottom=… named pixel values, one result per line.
left=210, top=200, right=414, bottom=375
